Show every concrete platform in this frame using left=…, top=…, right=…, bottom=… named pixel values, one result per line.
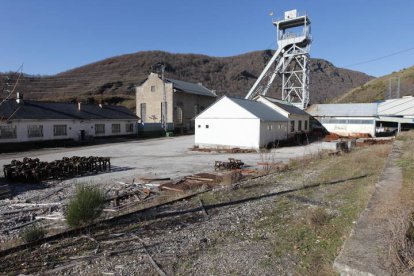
left=334, top=141, right=403, bottom=275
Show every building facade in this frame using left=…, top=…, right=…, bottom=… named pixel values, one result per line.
left=255, top=96, right=311, bottom=138
left=136, top=73, right=217, bottom=135
left=307, top=103, right=379, bottom=137
left=195, top=96, right=290, bottom=149
left=0, top=98, right=138, bottom=146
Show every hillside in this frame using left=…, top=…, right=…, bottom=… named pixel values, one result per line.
left=335, top=65, right=414, bottom=103
left=0, top=50, right=373, bottom=108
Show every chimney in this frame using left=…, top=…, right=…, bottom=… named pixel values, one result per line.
left=77, top=102, right=81, bottom=111
left=16, top=92, right=23, bottom=104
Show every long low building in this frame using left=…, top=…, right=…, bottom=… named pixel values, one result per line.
left=308, top=96, right=414, bottom=137
left=0, top=97, right=138, bottom=146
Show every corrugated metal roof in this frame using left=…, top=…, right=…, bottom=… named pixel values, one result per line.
left=0, top=100, right=138, bottom=120
left=263, top=96, right=310, bottom=116
left=307, top=103, right=378, bottom=117
left=227, top=97, right=287, bottom=121
left=378, top=96, right=414, bottom=116
left=166, top=78, right=217, bottom=98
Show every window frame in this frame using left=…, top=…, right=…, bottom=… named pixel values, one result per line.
left=95, top=124, right=105, bottom=135
left=111, top=123, right=121, bottom=134
left=27, top=125, right=43, bottom=138
left=125, top=123, right=134, bottom=133
left=53, top=124, right=67, bottom=137
left=0, top=125, right=17, bottom=139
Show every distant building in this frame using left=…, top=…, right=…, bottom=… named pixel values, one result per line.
left=307, top=103, right=379, bottom=137
left=136, top=73, right=217, bottom=135
left=308, top=98, right=414, bottom=137
left=0, top=95, right=138, bottom=145
left=194, top=96, right=310, bottom=150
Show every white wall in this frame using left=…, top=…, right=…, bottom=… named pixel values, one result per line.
left=320, top=117, right=376, bottom=137
left=195, top=118, right=261, bottom=149
left=259, top=121, right=288, bottom=146
left=0, top=119, right=137, bottom=144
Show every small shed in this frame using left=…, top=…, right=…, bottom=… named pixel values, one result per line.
left=255, top=96, right=311, bottom=137
left=194, top=96, right=288, bottom=149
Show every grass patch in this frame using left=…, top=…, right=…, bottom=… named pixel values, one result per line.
left=20, top=225, right=46, bottom=243
left=66, top=185, right=105, bottom=228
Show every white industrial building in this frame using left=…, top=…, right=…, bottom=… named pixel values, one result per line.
left=308, top=96, right=414, bottom=137
left=194, top=96, right=311, bottom=149
left=307, top=103, right=378, bottom=137
left=0, top=97, right=138, bottom=146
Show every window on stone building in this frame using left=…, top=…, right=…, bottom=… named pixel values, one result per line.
left=151, top=86, right=156, bottom=92
left=290, top=121, right=295, bottom=132
left=194, top=104, right=200, bottom=116
left=176, top=103, right=183, bottom=124
left=140, top=103, right=146, bottom=123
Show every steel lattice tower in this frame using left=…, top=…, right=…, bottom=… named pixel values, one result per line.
left=245, top=10, right=311, bottom=110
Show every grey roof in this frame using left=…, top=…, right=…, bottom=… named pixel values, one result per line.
left=307, top=103, right=378, bottom=117
left=378, top=96, right=414, bottom=116
left=227, top=97, right=287, bottom=121
left=263, top=96, right=310, bottom=116
left=0, top=100, right=138, bottom=121
left=165, top=78, right=216, bottom=98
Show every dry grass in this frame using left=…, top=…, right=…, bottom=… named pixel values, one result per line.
left=388, top=131, right=414, bottom=273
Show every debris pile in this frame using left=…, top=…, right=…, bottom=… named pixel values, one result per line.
left=160, top=173, right=219, bottom=193
left=3, top=156, right=111, bottom=182
left=191, top=147, right=255, bottom=153
left=214, top=158, right=244, bottom=170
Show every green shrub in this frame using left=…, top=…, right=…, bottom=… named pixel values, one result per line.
left=21, top=225, right=46, bottom=243
left=66, top=185, right=105, bottom=228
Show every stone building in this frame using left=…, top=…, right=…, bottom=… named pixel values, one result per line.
left=136, top=73, right=217, bottom=135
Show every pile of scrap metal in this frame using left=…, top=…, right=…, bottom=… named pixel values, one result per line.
left=3, top=156, right=111, bottom=183
left=160, top=173, right=219, bottom=193
left=214, top=158, right=244, bottom=170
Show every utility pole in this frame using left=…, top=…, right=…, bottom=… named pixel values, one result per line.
left=397, top=77, right=401, bottom=98
left=160, top=64, right=168, bottom=133
left=388, top=78, right=392, bottom=99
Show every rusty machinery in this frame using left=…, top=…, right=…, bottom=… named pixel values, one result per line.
left=3, top=156, right=111, bottom=183
left=214, top=158, right=244, bottom=171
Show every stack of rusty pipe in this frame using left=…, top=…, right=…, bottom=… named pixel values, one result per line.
left=3, top=156, right=111, bottom=183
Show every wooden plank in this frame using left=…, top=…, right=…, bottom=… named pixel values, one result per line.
left=186, top=176, right=215, bottom=182
left=160, top=186, right=184, bottom=193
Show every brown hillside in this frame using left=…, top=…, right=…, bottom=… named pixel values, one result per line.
left=335, top=65, right=414, bottom=103
left=0, top=50, right=373, bottom=108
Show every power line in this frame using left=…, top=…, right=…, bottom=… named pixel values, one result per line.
left=343, top=46, right=414, bottom=68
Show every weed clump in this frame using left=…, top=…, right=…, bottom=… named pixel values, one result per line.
left=66, top=185, right=105, bottom=228
left=21, top=225, right=46, bottom=243
left=307, top=207, right=332, bottom=229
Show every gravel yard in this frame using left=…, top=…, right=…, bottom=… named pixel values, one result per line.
left=0, top=136, right=323, bottom=245
left=0, top=140, right=392, bottom=275
left=0, top=135, right=324, bottom=182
